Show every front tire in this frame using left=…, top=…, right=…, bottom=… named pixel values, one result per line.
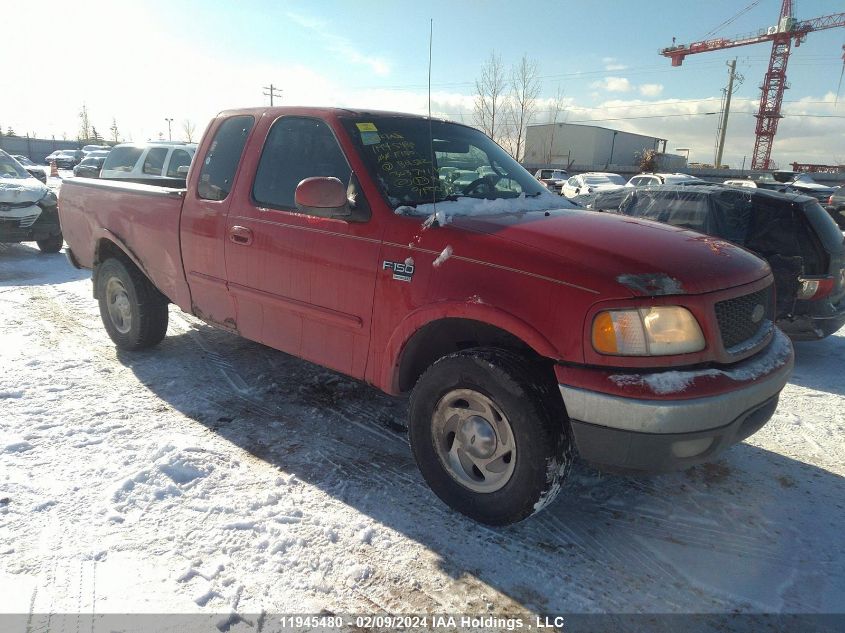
left=36, top=233, right=63, bottom=253
left=96, top=258, right=168, bottom=351
left=409, top=348, right=571, bottom=526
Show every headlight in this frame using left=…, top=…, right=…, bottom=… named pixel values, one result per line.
left=592, top=306, right=705, bottom=356
left=39, top=190, right=58, bottom=207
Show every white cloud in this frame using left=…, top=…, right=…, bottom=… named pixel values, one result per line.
left=591, top=77, right=633, bottom=92
left=287, top=11, right=391, bottom=77
left=639, top=83, right=664, bottom=97
left=602, top=57, right=627, bottom=71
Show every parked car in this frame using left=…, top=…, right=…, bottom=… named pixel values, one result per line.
left=54, top=149, right=84, bottom=169
left=826, top=187, right=845, bottom=230
left=11, top=155, right=47, bottom=183
left=779, top=172, right=836, bottom=203
left=590, top=184, right=845, bottom=340
left=750, top=173, right=793, bottom=193
left=724, top=178, right=757, bottom=189
left=100, top=142, right=196, bottom=185
left=59, top=107, right=793, bottom=525
left=627, top=173, right=704, bottom=187
left=73, top=156, right=106, bottom=178
left=534, top=168, right=568, bottom=194
left=0, top=150, right=63, bottom=252
left=44, top=150, right=63, bottom=164
left=82, top=144, right=111, bottom=154
left=562, top=172, right=626, bottom=199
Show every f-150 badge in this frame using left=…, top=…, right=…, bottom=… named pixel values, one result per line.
left=383, top=260, right=414, bottom=282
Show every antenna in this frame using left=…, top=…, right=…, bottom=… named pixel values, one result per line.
left=428, top=19, right=437, bottom=216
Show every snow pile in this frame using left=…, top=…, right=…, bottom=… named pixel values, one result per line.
left=432, top=245, right=453, bottom=267
left=610, top=329, right=793, bottom=395
left=395, top=192, right=577, bottom=226
left=109, top=444, right=215, bottom=513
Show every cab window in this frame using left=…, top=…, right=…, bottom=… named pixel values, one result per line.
left=142, top=148, right=167, bottom=175
left=166, top=149, right=192, bottom=178
left=198, top=115, right=255, bottom=201
left=252, top=117, right=351, bottom=213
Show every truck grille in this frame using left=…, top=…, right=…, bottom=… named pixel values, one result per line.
left=715, top=285, right=773, bottom=351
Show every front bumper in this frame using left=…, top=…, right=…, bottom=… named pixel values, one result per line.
left=0, top=205, right=61, bottom=243
left=558, top=330, right=794, bottom=472
left=777, top=297, right=845, bottom=340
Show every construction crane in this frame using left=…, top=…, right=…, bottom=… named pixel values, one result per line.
left=660, top=1, right=845, bottom=170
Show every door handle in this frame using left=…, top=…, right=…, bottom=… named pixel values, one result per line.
left=229, top=225, right=253, bottom=246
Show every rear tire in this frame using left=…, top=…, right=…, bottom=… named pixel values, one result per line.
left=96, top=257, right=168, bottom=351
left=36, top=233, right=63, bottom=253
left=409, top=348, right=571, bottom=526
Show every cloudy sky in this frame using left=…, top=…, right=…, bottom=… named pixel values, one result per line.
left=3, top=0, right=844, bottom=168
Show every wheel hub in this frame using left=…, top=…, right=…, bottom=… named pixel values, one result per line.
left=106, top=278, right=132, bottom=334
left=431, top=388, right=517, bottom=493
left=458, top=416, right=497, bottom=459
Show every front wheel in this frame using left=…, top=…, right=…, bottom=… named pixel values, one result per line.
left=36, top=233, right=63, bottom=253
left=409, top=348, right=571, bottom=526
left=96, top=258, right=168, bottom=351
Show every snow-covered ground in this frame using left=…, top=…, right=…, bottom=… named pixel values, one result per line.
left=0, top=242, right=843, bottom=625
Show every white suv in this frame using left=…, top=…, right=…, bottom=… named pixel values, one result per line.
left=626, top=173, right=703, bottom=187
left=100, top=142, right=196, bottom=182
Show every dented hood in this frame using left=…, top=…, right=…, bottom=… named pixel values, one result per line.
left=0, top=177, right=49, bottom=204
left=450, top=209, right=771, bottom=297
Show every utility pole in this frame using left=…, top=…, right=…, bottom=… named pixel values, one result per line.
left=263, top=84, right=283, bottom=106
left=714, top=59, right=740, bottom=168
left=164, top=118, right=173, bottom=141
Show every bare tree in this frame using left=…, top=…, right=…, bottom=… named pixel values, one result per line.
left=110, top=118, right=120, bottom=143
left=473, top=52, right=508, bottom=144
left=182, top=119, right=196, bottom=143
left=542, top=86, right=568, bottom=165
left=507, top=55, right=541, bottom=161
left=79, top=105, right=91, bottom=142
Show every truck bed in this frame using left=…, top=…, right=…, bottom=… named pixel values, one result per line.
left=59, top=177, right=191, bottom=307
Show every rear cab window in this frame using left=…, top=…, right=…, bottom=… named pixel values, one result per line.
left=198, top=115, right=255, bottom=201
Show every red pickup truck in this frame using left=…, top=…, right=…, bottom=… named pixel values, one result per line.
left=59, top=107, right=794, bottom=525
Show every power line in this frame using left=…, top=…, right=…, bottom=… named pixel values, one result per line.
left=263, top=84, right=282, bottom=106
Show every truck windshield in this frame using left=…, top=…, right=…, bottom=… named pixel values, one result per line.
left=340, top=116, right=546, bottom=208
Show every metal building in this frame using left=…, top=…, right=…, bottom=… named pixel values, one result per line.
left=524, top=123, right=667, bottom=168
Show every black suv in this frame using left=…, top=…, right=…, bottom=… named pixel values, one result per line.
left=590, top=185, right=845, bottom=340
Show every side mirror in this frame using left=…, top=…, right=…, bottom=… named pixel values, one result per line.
left=295, top=177, right=350, bottom=218
left=176, top=165, right=190, bottom=177
left=575, top=187, right=581, bottom=194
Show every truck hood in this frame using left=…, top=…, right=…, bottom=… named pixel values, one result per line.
left=449, top=208, right=770, bottom=297
left=0, top=177, right=49, bottom=204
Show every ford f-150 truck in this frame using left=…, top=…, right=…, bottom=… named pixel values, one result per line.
left=59, top=107, right=794, bottom=525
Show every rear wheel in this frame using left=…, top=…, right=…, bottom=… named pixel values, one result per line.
left=36, top=233, right=63, bottom=253
left=96, top=258, right=168, bottom=350
left=409, top=348, right=571, bottom=525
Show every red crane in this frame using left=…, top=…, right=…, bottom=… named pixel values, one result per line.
left=660, top=1, right=845, bottom=170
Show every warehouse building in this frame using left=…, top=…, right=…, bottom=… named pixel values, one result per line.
left=524, top=123, right=667, bottom=168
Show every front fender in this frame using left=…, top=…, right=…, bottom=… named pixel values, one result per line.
left=375, top=301, right=562, bottom=394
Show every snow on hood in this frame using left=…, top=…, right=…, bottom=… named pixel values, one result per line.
left=395, top=192, right=578, bottom=226
left=0, top=177, right=49, bottom=204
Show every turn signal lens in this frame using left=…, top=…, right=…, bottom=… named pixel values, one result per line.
left=592, top=307, right=705, bottom=356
